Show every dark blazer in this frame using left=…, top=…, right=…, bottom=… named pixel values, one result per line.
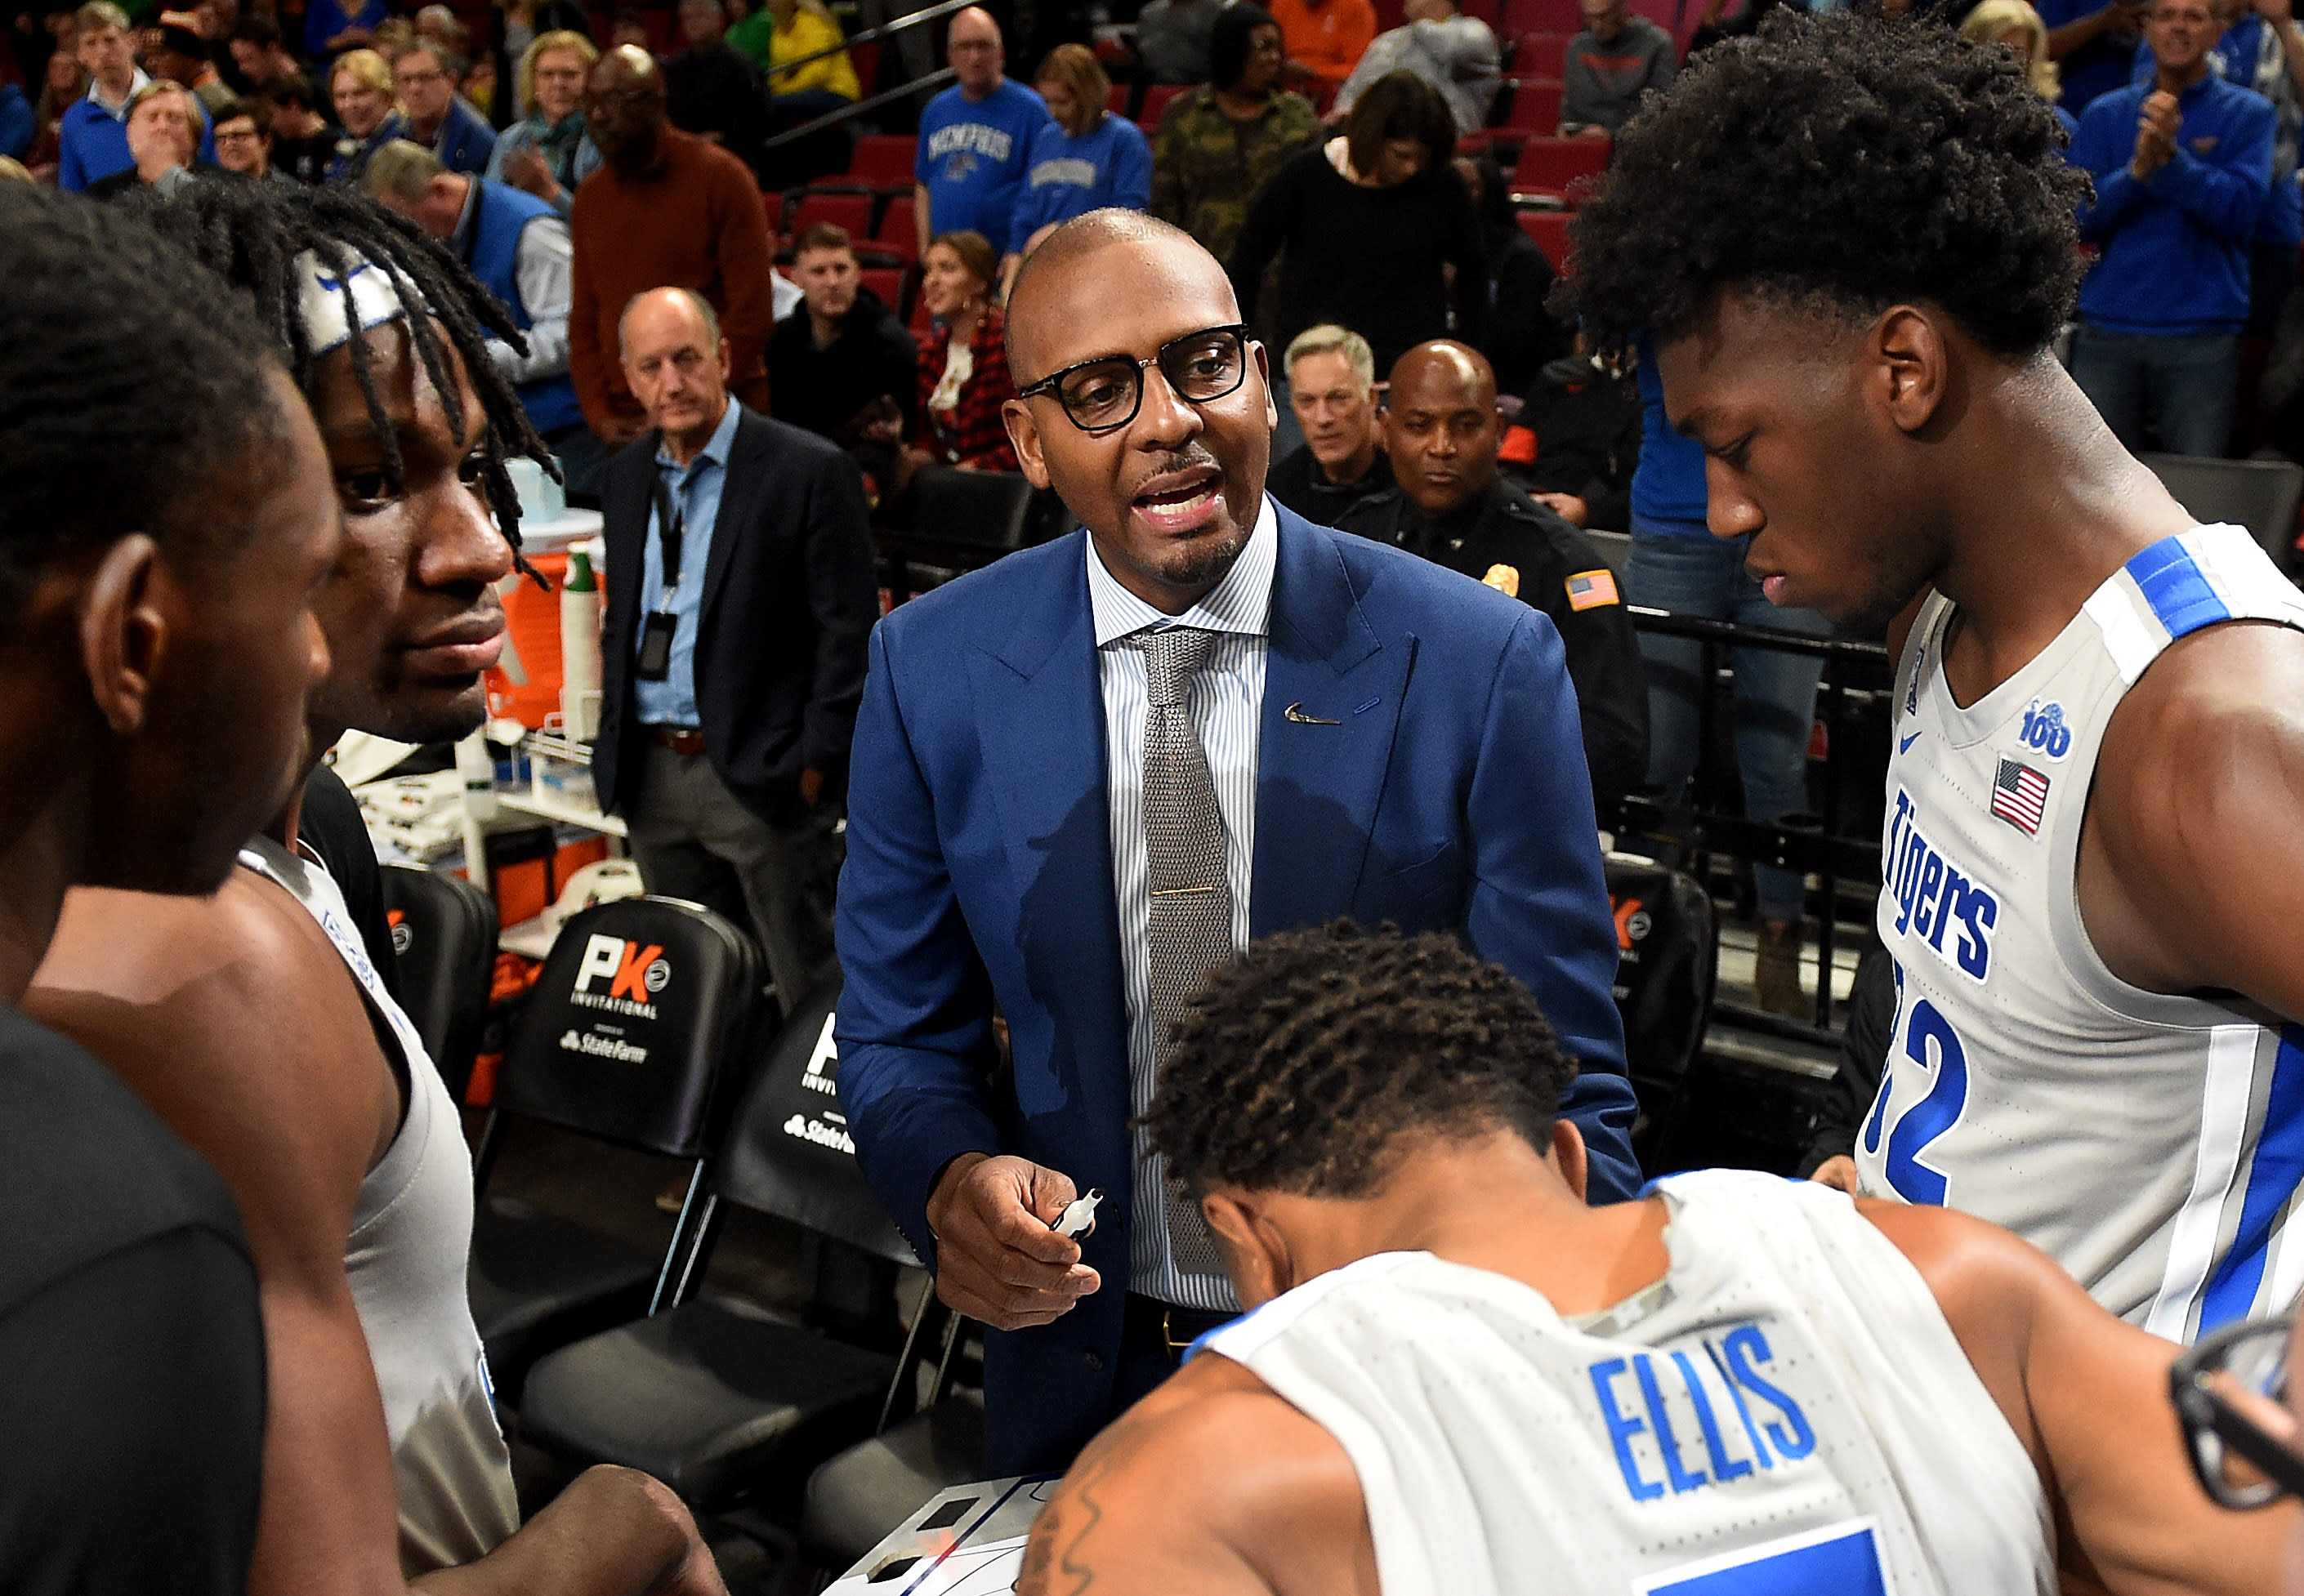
left=835, top=503, right=1639, bottom=1474
left=594, top=404, right=879, bottom=826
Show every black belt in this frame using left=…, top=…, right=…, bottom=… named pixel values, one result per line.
left=1124, top=1292, right=1238, bottom=1360
left=647, top=725, right=707, bottom=756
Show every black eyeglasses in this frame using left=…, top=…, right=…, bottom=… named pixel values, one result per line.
left=1016, top=324, right=1252, bottom=434
left=2170, top=1313, right=2304, bottom=1509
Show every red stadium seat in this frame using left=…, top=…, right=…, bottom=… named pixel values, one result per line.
left=1511, top=30, right=1573, bottom=77
left=789, top=189, right=874, bottom=243
left=1511, top=136, right=1609, bottom=201
left=1106, top=83, right=1131, bottom=115
left=1517, top=209, right=1571, bottom=271
left=847, top=134, right=917, bottom=189
left=1501, top=78, right=1562, bottom=132
left=1139, top=83, right=1188, bottom=125
left=761, top=189, right=784, bottom=240
left=1503, top=0, right=1582, bottom=36
left=858, top=266, right=906, bottom=319
left=873, top=193, right=918, bottom=261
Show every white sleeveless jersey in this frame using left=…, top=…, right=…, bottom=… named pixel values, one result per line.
left=240, top=837, right=521, bottom=1573
left=1195, top=1170, right=2052, bottom=1596
left=1855, top=525, right=2304, bottom=1341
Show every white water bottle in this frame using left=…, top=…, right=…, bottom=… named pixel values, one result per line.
left=559, top=548, right=602, bottom=740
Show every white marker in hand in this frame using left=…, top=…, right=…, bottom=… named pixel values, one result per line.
left=1052, top=1188, right=1104, bottom=1240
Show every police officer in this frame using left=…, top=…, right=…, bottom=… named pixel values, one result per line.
left=1339, top=340, right=1648, bottom=806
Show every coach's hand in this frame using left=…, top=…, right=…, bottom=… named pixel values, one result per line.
left=927, top=1152, right=1102, bottom=1329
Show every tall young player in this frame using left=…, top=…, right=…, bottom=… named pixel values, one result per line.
left=1560, top=15, right=2304, bottom=1342
left=1020, top=923, right=2295, bottom=1594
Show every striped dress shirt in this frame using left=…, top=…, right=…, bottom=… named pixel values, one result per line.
left=1085, top=496, right=1276, bottom=1310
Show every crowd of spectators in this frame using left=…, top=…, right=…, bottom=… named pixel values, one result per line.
left=9, top=0, right=2304, bottom=1023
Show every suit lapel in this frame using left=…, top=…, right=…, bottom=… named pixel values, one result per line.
left=1252, top=509, right=1414, bottom=937
left=965, top=536, right=1131, bottom=1137
left=697, top=407, right=765, bottom=624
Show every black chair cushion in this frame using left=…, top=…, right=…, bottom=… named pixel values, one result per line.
left=467, top=1199, right=662, bottom=1402
left=518, top=1297, right=895, bottom=1509
left=713, top=974, right=920, bottom=1268
left=495, top=898, right=762, bottom=1157
left=1604, top=856, right=1716, bottom=1098
left=801, top=1393, right=986, bottom=1568
left=381, top=863, right=497, bottom=1102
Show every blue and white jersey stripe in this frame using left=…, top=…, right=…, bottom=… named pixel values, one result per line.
left=1086, top=496, right=1276, bottom=1310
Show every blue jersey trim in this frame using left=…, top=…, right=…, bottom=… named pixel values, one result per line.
left=2126, top=535, right=2233, bottom=640
left=2199, top=1024, right=2304, bottom=1333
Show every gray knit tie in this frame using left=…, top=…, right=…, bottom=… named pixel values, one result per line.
left=1141, top=626, right=1233, bottom=1277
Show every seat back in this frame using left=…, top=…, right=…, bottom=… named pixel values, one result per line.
left=849, top=133, right=917, bottom=188
left=1603, top=854, right=1715, bottom=1104
left=381, top=863, right=498, bottom=1103
left=1511, top=135, right=1610, bottom=198
left=1509, top=29, right=1572, bottom=77
left=493, top=896, right=764, bottom=1157
left=1502, top=77, right=1562, bottom=132
left=1516, top=208, right=1571, bottom=270
left=1140, top=83, right=1187, bottom=125
left=872, top=194, right=918, bottom=262
left=791, top=189, right=875, bottom=241
left=913, top=466, right=1036, bottom=551
left=2140, top=452, right=2304, bottom=572
left=712, top=973, right=922, bottom=1268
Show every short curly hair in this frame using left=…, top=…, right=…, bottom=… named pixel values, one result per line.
left=1144, top=921, right=1576, bottom=1199
left=1554, top=12, right=2091, bottom=357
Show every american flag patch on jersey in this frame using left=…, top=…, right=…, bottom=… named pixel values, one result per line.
left=1991, top=758, right=2051, bottom=835
left=1565, top=568, right=1620, bottom=611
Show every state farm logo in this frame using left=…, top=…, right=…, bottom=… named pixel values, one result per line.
left=569, top=934, right=670, bottom=1019
left=558, top=1028, right=650, bottom=1063
left=783, top=1112, right=855, bottom=1153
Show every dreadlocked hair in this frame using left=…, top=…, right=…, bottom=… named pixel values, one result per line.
left=0, top=186, right=286, bottom=633
left=1144, top=921, right=1576, bottom=1200
left=1554, top=11, right=2092, bottom=357
left=129, top=177, right=554, bottom=580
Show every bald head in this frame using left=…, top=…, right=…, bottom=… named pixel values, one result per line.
left=1006, top=210, right=1226, bottom=386
left=1386, top=340, right=1503, bottom=517
left=620, top=288, right=730, bottom=452
left=996, top=208, right=1275, bottom=617
left=949, top=6, right=1002, bottom=93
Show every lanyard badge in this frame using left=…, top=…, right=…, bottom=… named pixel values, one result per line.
left=636, top=473, right=684, bottom=683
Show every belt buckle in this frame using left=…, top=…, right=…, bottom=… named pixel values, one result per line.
left=1162, top=1308, right=1194, bottom=1357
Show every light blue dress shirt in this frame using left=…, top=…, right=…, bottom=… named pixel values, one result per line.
left=632, top=397, right=744, bottom=729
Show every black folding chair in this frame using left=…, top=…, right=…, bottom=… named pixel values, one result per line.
left=1603, top=854, right=1717, bottom=1169
left=516, top=974, right=925, bottom=1512
left=467, top=896, right=765, bottom=1402
left=379, top=863, right=498, bottom=1103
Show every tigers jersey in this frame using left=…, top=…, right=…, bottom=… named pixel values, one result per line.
left=1194, top=1170, right=2052, bottom=1596
left=1856, top=525, right=2304, bottom=1340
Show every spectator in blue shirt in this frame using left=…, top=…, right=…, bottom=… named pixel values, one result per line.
left=1007, top=43, right=1151, bottom=280
left=393, top=38, right=497, bottom=173
left=912, top=6, right=1052, bottom=257
left=58, top=2, right=215, bottom=191
left=2070, top=0, right=2275, bottom=454
left=0, top=82, right=33, bottom=161
left=2037, top=0, right=2149, bottom=115
left=306, top=0, right=388, bottom=65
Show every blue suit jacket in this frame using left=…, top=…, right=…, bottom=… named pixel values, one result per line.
left=835, top=504, right=1638, bottom=1472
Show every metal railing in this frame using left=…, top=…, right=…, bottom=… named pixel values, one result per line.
left=759, top=0, right=973, bottom=150
left=1600, top=605, right=1893, bottom=1037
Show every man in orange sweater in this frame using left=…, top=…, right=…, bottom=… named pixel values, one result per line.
left=1270, top=0, right=1377, bottom=92
left=569, top=47, right=776, bottom=452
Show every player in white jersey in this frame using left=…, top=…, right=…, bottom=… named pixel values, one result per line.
left=1018, top=923, right=2298, bottom=1595
left=27, top=182, right=724, bottom=1596
left=1555, top=16, right=2304, bottom=1340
